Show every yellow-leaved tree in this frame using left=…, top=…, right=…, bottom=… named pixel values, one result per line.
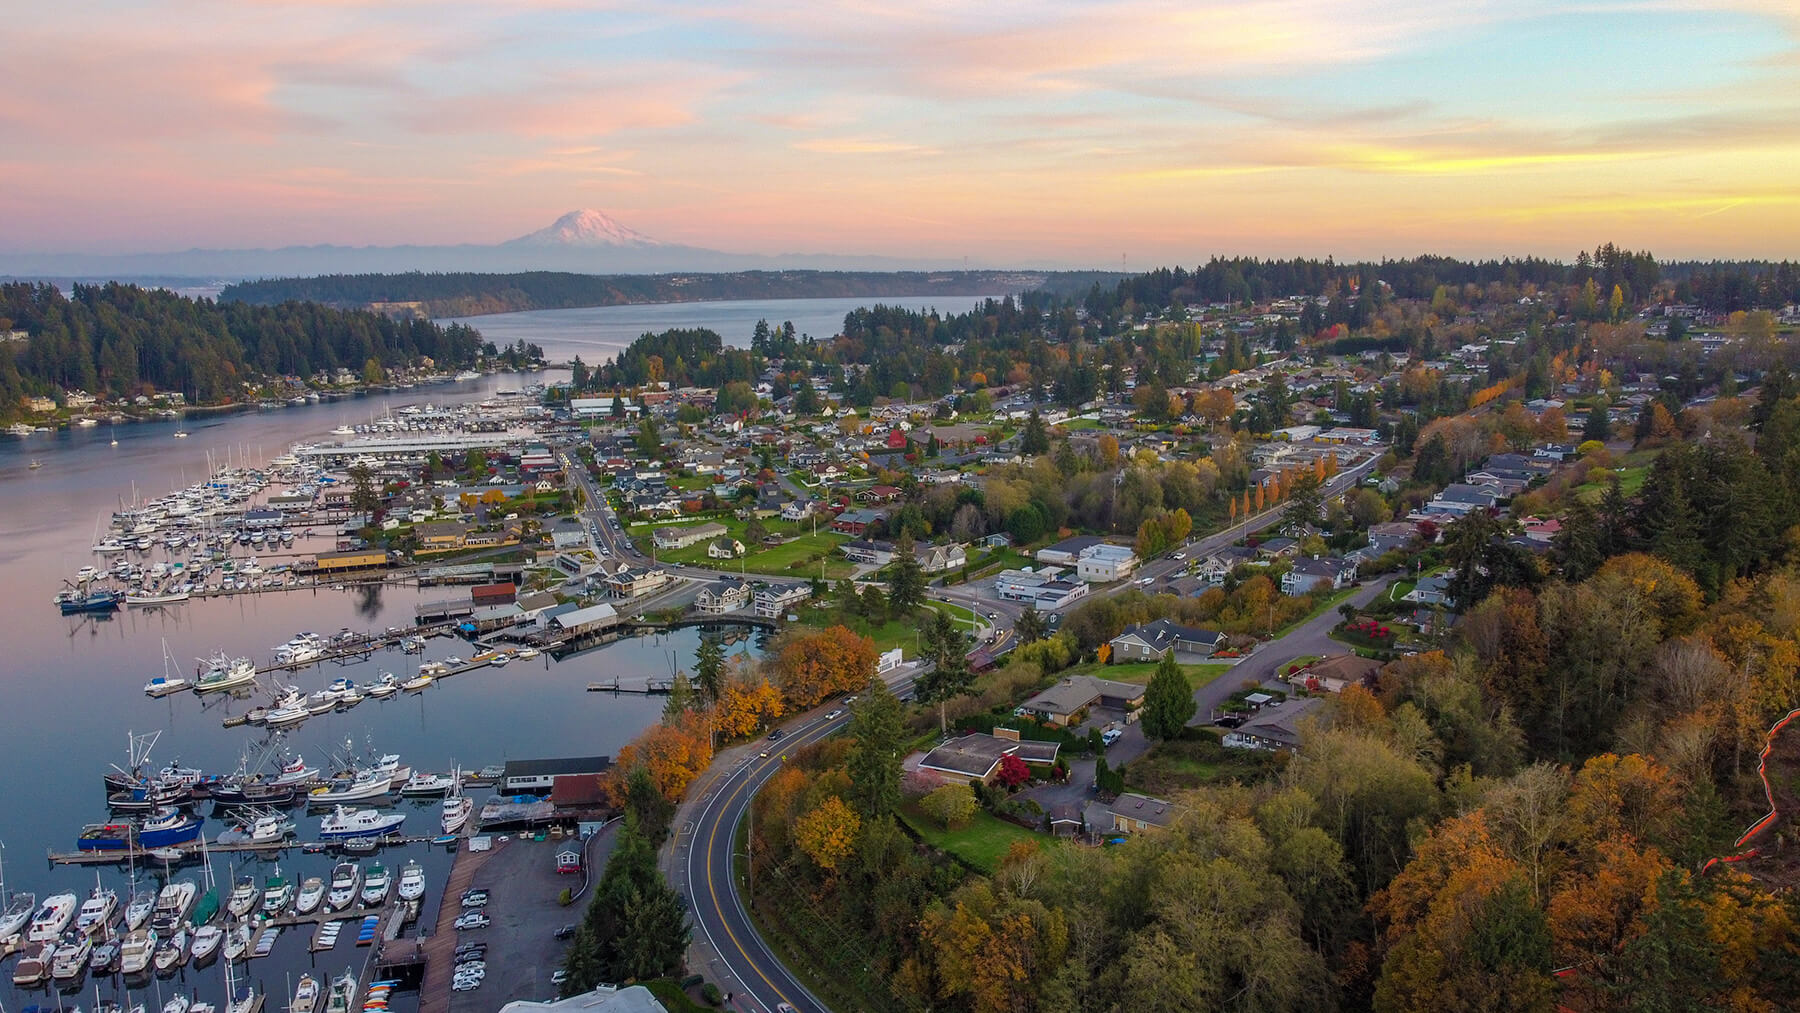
left=793, top=795, right=859, bottom=872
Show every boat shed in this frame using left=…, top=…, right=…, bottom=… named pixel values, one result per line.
left=548, top=602, right=618, bottom=636
left=503, top=756, right=613, bottom=794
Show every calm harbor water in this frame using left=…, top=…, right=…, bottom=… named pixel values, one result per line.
left=0, top=343, right=775, bottom=1011
left=442, top=292, right=1009, bottom=364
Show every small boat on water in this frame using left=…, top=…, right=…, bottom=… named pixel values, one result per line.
left=319, top=807, right=404, bottom=841
left=119, top=925, right=156, bottom=974
left=0, top=888, right=38, bottom=943
left=151, top=880, right=197, bottom=933
left=294, top=876, right=326, bottom=915
left=270, top=754, right=319, bottom=786
left=395, top=860, right=425, bottom=903
left=221, top=923, right=252, bottom=962
left=252, top=925, right=280, bottom=958
left=12, top=940, right=53, bottom=985
left=28, top=893, right=79, bottom=942
left=260, top=870, right=293, bottom=915
left=308, top=769, right=391, bottom=805
left=399, top=772, right=454, bottom=796
left=61, top=588, right=123, bottom=614
left=326, top=863, right=361, bottom=912
left=517, top=646, right=540, bottom=659
left=52, top=931, right=95, bottom=981
left=190, top=923, right=223, bottom=965
left=153, top=926, right=188, bottom=973
left=28, top=459, right=43, bottom=469
left=90, top=937, right=121, bottom=974
left=164, top=995, right=192, bottom=1013
left=364, top=673, right=398, bottom=698
left=440, top=770, right=473, bottom=835
left=398, top=672, right=432, bottom=692
left=76, top=880, right=119, bottom=936
left=144, top=675, right=190, bottom=697
left=125, top=890, right=155, bottom=930
left=358, top=864, right=390, bottom=907
left=325, top=968, right=357, bottom=1013
left=225, top=876, right=258, bottom=919
left=292, top=974, right=321, bottom=1013
left=193, top=653, right=257, bottom=693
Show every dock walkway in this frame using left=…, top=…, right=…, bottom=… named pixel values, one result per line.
left=417, top=837, right=506, bottom=1013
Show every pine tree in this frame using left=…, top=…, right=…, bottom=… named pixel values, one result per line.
left=1583, top=402, right=1611, bottom=442
left=914, top=611, right=975, bottom=734
left=887, top=531, right=927, bottom=612
left=1140, top=651, right=1196, bottom=741
left=693, top=634, right=726, bottom=707
left=1020, top=408, right=1050, bottom=455
left=845, top=680, right=904, bottom=819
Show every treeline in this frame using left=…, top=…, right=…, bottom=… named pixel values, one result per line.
left=584, top=328, right=760, bottom=390
left=218, top=269, right=1083, bottom=319
left=0, top=281, right=484, bottom=410
left=1663, top=260, right=1800, bottom=312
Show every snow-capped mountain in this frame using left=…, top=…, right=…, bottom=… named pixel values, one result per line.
left=505, top=209, right=658, bottom=248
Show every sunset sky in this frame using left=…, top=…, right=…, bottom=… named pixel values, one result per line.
left=4, top=0, right=1798, bottom=264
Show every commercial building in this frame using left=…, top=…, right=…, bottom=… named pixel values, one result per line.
left=1075, top=543, right=1140, bottom=583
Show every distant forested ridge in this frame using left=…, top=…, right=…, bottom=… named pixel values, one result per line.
left=0, top=281, right=484, bottom=411
left=218, top=269, right=1114, bottom=319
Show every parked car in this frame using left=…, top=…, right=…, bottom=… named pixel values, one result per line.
left=553, top=924, right=577, bottom=940
left=1101, top=728, right=1124, bottom=747
left=454, top=912, right=489, bottom=930
left=460, top=889, right=489, bottom=908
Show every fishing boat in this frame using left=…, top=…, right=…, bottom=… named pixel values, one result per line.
left=325, top=863, right=360, bottom=912
left=395, top=861, right=425, bottom=903
left=119, top=927, right=156, bottom=975
left=324, top=969, right=357, bottom=1013
left=221, top=923, right=252, bottom=962
left=153, top=926, right=188, bottom=972
left=260, top=870, right=292, bottom=915
left=13, top=940, right=53, bottom=985
left=189, top=923, right=223, bottom=965
left=79, top=809, right=204, bottom=852
left=399, top=772, right=454, bottom=796
left=52, top=931, right=95, bottom=981
left=224, top=877, right=258, bottom=919
left=125, top=890, right=155, bottom=930
left=358, top=865, right=390, bottom=907
left=292, top=974, right=320, bottom=1013
left=294, top=877, right=326, bottom=916
left=269, top=754, right=320, bottom=786
left=28, top=893, right=79, bottom=942
left=307, top=769, right=391, bottom=806
left=439, top=771, right=473, bottom=835
left=318, top=807, right=404, bottom=841
left=61, top=588, right=123, bottom=614
left=193, top=653, right=258, bottom=693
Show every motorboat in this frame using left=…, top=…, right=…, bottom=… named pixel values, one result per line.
left=399, top=772, right=454, bottom=796
left=240, top=812, right=296, bottom=844
left=359, top=864, right=391, bottom=907
left=90, top=938, right=121, bottom=973
left=318, top=807, right=405, bottom=841
left=488, top=652, right=510, bottom=667
left=399, top=672, right=432, bottom=692
left=28, top=893, right=79, bottom=942
left=325, top=968, right=358, bottom=1013
left=440, top=793, right=473, bottom=835
left=151, top=880, right=197, bottom=933
left=263, top=697, right=311, bottom=727
left=108, top=782, right=192, bottom=813
left=119, top=927, right=156, bottom=975
left=128, top=591, right=191, bottom=606
left=153, top=926, right=187, bottom=972
left=326, top=863, right=361, bottom=911
left=125, top=890, right=154, bottom=930
left=164, top=995, right=191, bottom=1013
left=12, top=940, right=53, bottom=985
left=294, top=876, right=326, bottom=915
left=364, top=673, right=398, bottom=698
left=62, top=588, right=123, bottom=614
left=269, top=753, right=319, bottom=786
left=225, top=876, right=258, bottom=918
left=292, top=974, right=320, bottom=1013
left=260, top=870, right=293, bottom=915
left=395, top=860, right=425, bottom=903
left=189, top=923, right=223, bottom=965
left=52, top=931, right=95, bottom=981
left=76, top=882, right=119, bottom=936
left=0, top=889, right=38, bottom=943
left=305, top=691, right=339, bottom=715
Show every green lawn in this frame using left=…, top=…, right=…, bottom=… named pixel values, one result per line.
left=1070, top=659, right=1233, bottom=692
left=1056, top=418, right=1105, bottom=431
left=796, top=602, right=975, bottom=656
left=898, top=803, right=1052, bottom=873
left=630, top=514, right=856, bottom=578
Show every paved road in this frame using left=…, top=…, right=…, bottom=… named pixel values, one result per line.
left=670, top=666, right=920, bottom=1013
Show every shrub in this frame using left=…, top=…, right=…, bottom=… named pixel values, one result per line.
left=700, top=983, right=723, bottom=1006
left=558, top=887, right=573, bottom=907
left=920, top=783, right=978, bottom=828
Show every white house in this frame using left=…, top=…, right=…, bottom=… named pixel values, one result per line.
left=695, top=578, right=753, bottom=614
left=754, top=584, right=811, bottom=618
left=707, top=535, right=746, bottom=559
left=1280, top=556, right=1357, bottom=596
left=652, top=521, right=728, bottom=551
left=1076, top=544, right=1140, bottom=583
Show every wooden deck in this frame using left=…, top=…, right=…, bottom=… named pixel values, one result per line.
left=416, top=837, right=507, bottom=1013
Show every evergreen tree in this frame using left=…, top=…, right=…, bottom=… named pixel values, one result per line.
left=887, top=531, right=927, bottom=612
left=693, top=634, right=726, bottom=706
left=1583, top=402, right=1612, bottom=442
left=845, top=680, right=904, bottom=819
left=914, top=610, right=975, bottom=734
left=624, top=765, right=675, bottom=847
left=563, top=815, right=687, bottom=989
left=1637, top=451, right=1705, bottom=578
left=1281, top=472, right=1324, bottom=535
left=1554, top=497, right=1604, bottom=582
left=1020, top=408, right=1050, bottom=455
left=662, top=670, right=694, bottom=722
left=1014, top=605, right=1047, bottom=644
left=1140, top=651, right=1196, bottom=741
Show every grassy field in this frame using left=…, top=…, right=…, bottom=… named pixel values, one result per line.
left=1069, top=659, right=1233, bottom=692
left=629, top=513, right=856, bottom=578
left=1122, top=732, right=1280, bottom=796
left=795, top=601, right=977, bottom=655
left=898, top=803, right=1052, bottom=873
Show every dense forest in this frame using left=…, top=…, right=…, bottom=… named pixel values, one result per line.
left=217, top=269, right=1113, bottom=319
left=0, top=281, right=484, bottom=410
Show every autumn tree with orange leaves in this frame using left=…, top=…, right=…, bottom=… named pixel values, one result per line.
left=772, top=624, right=877, bottom=710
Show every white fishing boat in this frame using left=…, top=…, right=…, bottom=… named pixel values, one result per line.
left=194, top=653, right=258, bottom=693
left=395, top=860, right=425, bottom=903
left=269, top=754, right=319, bottom=786
left=294, top=877, right=326, bottom=916
left=440, top=767, right=473, bottom=834
left=399, top=772, right=454, bottom=796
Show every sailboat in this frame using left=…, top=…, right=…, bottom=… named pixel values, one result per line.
left=28, top=459, right=43, bottom=470
left=0, top=844, right=36, bottom=945
left=111, top=426, right=120, bottom=447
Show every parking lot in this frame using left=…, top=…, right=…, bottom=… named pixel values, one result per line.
left=446, top=829, right=617, bottom=1012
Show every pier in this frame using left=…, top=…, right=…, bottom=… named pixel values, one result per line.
left=585, top=679, right=673, bottom=694
left=48, top=834, right=458, bottom=867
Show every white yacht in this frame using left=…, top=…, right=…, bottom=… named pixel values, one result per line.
left=294, top=877, right=326, bottom=916
left=325, top=863, right=360, bottom=912
left=358, top=864, right=390, bottom=907
left=28, top=893, right=78, bottom=942
left=395, top=860, right=425, bottom=903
